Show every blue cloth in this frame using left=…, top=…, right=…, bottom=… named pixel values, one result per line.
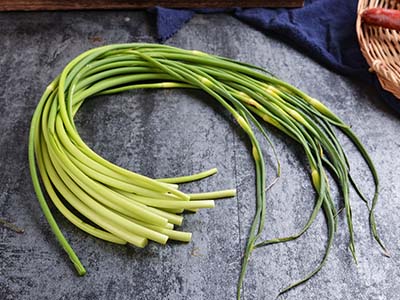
left=150, top=1, right=400, bottom=113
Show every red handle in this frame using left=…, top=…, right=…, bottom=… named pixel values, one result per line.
left=361, top=8, right=400, bottom=31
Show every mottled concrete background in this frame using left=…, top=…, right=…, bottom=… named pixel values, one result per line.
left=0, top=11, right=399, bottom=300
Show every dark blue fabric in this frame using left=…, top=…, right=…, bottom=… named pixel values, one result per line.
left=154, top=7, right=194, bottom=41
left=150, top=1, right=400, bottom=113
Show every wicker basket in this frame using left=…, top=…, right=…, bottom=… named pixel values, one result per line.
left=356, top=0, right=400, bottom=99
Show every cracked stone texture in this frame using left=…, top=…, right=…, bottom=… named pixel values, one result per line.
left=1, top=10, right=399, bottom=300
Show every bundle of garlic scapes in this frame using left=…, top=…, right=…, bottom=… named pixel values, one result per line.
left=29, top=43, right=387, bottom=298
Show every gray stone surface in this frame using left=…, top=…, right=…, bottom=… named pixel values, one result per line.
left=1, top=10, right=399, bottom=300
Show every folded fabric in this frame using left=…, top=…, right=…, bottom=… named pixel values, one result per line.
left=149, top=1, right=400, bottom=113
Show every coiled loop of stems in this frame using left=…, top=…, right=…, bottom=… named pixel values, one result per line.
left=29, top=43, right=386, bottom=298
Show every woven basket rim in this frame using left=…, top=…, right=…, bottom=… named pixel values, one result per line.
left=356, top=0, right=400, bottom=99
